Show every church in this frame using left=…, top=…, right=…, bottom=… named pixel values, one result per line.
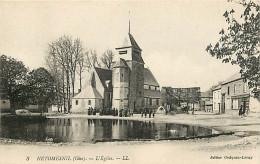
left=72, top=27, right=162, bottom=113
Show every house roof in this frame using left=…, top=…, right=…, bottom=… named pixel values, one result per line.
left=200, top=91, right=213, bottom=98
left=144, top=89, right=162, bottom=98
left=144, top=68, right=160, bottom=86
left=213, top=85, right=221, bottom=91
left=73, top=85, right=103, bottom=99
left=222, top=73, right=243, bottom=85
left=94, top=67, right=112, bottom=90
left=113, top=58, right=128, bottom=68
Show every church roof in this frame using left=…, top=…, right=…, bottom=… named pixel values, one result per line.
left=144, top=90, right=162, bottom=98
left=144, top=68, right=160, bottom=86
left=94, top=67, right=112, bottom=90
left=121, top=33, right=142, bottom=51
left=73, top=85, right=103, bottom=99
left=113, top=58, right=129, bottom=68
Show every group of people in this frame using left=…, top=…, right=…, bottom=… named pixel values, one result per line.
left=87, top=107, right=134, bottom=117
left=87, top=107, right=157, bottom=118
left=118, top=109, right=134, bottom=117
left=87, top=107, right=97, bottom=115
left=99, top=108, right=118, bottom=116
left=141, top=108, right=155, bottom=118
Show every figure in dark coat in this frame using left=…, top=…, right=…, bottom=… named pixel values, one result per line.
left=88, top=107, right=91, bottom=115
left=93, top=108, right=96, bottom=115
left=239, top=105, right=243, bottom=116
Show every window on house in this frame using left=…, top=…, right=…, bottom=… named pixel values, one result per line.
left=243, top=82, right=247, bottom=93
left=121, top=73, right=124, bottom=78
left=156, top=99, right=159, bottom=105
left=88, top=100, right=91, bottom=105
left=149, top=86, right=151, bottom=90
left=149, top=98, right=152, bottom=105
left=232, top=99, right=238, bottom=109
left=75, top=100, right=78, bottom=105
left=228, top=86, right=230, bottom=95
left=234, top=85, right=237, bottom=95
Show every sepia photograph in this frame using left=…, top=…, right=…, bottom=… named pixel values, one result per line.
left=0, top=0, right=259, bottom=164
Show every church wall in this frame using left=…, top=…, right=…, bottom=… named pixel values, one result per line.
left=128, top=60, right=144, bottom=113
left=116, top=48, right=132, bottom=62
left=112, top=67, right=129, bottom=110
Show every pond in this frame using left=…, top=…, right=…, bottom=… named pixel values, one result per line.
left=0, top=118, right=222, bottom=143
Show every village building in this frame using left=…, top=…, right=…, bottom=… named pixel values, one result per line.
left=212, top=73, right=260, bottom=114
left=212, top=85, right=221, bottom=113
left=72, top=29, right=162, bottom=113
left=199, top=91, right=213, bottom=112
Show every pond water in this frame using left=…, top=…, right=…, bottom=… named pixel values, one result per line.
left=0, top=118, right=221, bottom=143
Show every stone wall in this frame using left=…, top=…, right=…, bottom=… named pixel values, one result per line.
left=128, top=61, right=144, bottom=113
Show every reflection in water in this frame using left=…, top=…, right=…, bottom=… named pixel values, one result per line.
left=0, top=118, right=218, bottom=143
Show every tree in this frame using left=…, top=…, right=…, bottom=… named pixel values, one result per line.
left=47, top=35, right=83, bottom=113
left=0, top=55, right=29, bottom=112
left=77, top=51, right=88, bottom=92
left=45, top=53, right=64, bottom=113
left=206, top=0, right=260, bottom=97
left=101, top=50, right=114, bottom=70
left=86, top=49, right=101, bottom=71
left=28, top=67, right=55, bottom=113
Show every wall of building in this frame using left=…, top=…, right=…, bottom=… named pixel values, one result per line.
left=112, top=66, right=129, bottom=110
left=144, top=97, right=161, bottom=110
left=213, top=89, right=221, bottom=113
left=221, top=79, right=250, bottom=113
left=127, top=60, right=144, bottom=113
left=72, top=98, right=102, bottom=113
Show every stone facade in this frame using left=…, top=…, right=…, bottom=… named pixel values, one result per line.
left=213, top=85, right=221, bottom=113
left=221, top=76, right=250, bottom=114
left=72, top=31, right=161, bottom=113
left=212, top=73, right=260, bottom=114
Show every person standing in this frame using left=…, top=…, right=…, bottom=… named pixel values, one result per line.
left=239, top=105, right=243, bottom=116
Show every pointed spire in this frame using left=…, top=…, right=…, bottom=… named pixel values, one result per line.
left=128, top=11, right=131, bottom=34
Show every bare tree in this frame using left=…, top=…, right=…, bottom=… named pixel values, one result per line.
left=46, top=45, right=65, bottom=113
left=76, top=51, right=88, bottom=92
left=101, top=50, right=114, bottom=70
left=46, top=35, right=83, bottom=113
left=86, top=49, right=101, bottom=71
left=69, top=38, right=83, bottom=97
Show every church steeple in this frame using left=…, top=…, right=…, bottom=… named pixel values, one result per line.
left=129, top=20, right=130, bottom=34
left=128, top=11, right=131, bottom=34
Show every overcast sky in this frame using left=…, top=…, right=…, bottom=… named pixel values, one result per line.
left=0, top=0, right=244, bottom=91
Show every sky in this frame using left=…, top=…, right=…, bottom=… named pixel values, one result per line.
left=0, top=0, right=244, bottom=91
